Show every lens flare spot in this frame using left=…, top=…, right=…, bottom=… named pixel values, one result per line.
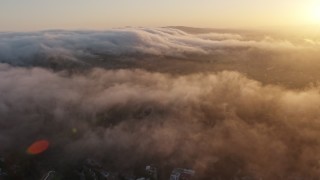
left=27, top=140, right=49, bottom=155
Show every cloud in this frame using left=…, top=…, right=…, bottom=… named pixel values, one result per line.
left=1, top=63, right=320, bottom=178
left=197, top=32, right=243, bottom=41
left=0, top=28, right=312, bottom=67
left=2, top=27, right=320, bottom=179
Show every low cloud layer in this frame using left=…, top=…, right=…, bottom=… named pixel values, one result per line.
left=1, top=27, right=320, bottom=179
left=1, top=64, right=320, bottom=178
left=0, top=27, right=315, bottom=67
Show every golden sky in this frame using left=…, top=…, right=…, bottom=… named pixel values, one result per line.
left=0, top=0, right=319, bottom=31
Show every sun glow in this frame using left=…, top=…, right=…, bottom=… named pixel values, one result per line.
left=309, top=2, right=320, bottom=24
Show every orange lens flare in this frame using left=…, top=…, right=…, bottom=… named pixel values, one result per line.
left=27, top=140, right=49, bottom=155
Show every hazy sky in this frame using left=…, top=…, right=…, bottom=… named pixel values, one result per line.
left=0, top=0, right=319, bottom=31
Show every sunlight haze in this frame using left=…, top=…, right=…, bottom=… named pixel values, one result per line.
left=0, top=0, right=319, bottom=31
